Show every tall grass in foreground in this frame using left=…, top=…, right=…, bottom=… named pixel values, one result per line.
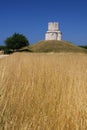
left=0, top=53, right=87, bottom=130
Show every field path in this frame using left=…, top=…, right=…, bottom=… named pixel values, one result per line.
left=0, top=55, right=9, bottom=59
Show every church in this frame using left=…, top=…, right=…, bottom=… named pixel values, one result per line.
left=45, top=22, right=62, bottom=41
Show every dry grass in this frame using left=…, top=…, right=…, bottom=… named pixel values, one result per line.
left=0, top=51, right=4, bottom=55
left=0, top=52, right=87, bottom=130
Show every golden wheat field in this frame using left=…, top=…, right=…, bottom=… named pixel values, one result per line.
left=0, top=52, right=87, bottom=130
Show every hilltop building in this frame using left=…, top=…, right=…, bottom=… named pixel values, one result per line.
left=45, top=22, right=62, bottom=41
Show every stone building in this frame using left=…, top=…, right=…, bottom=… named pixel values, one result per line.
left=45, top=22, right=62, bottom=41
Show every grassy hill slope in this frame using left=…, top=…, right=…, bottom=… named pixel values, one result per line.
left=28, top=40, right=87, bottom=53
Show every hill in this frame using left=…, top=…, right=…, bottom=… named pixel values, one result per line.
left=27, top=40, right=87, bottom=53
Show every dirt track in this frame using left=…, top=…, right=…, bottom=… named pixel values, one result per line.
left=0, top=55, right=9, bottom=59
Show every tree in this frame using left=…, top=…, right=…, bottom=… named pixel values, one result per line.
left=0, top=45, right=6, bottom=50
left=5, top=33, right=29, bottom=51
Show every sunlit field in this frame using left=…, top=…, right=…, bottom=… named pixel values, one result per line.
left=0, top=52, right=87, bottom=130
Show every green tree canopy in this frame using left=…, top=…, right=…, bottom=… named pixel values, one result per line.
left=5, top=33, right=29, bottom=50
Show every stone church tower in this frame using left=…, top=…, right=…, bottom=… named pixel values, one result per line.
left=45, top=22, right=62, bottom=41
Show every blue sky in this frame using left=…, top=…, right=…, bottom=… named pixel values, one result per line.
left=0, top=0, right=87, bottom=45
